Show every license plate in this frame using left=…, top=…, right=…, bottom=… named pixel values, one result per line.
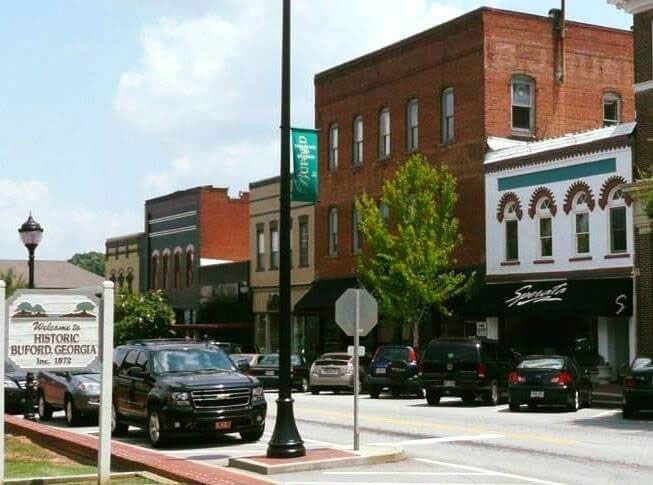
left=215, top=420, right=231, bottom=430
left=322, top=368, right=338, bottom=375
left=530, top=391, right=544, bottom=398
left=376, top=368, right=386, bottom=375
left=265, top=370, right=275, bottom=376
left=444, top=380, right=455, bottom=387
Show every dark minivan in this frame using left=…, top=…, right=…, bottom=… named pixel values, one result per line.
left=419, top=338, right=516, bottom=406
left=112, top=340, right=266, bottom=447
left=367, top=346, right=422, bottom=398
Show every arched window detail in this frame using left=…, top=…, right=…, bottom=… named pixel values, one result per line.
left=528, top=187, right=557, bottom=219
left=511, top=74, right=536, bottom=134
left=535, top=195, right=553, bottom=259
left=352, top=115, right=364, bottom=164
left=563, top=181, right=595, bottom=214
left=608, top=187, right=628, bottom=254
left=162, top=252, right=170, bottom=290
left=573, top=192, right=591, bottom=255
left=186, top=248, right=194, bottom=288
left=173, top=248, right=182, bottom=289
left=496, top=192, right=523, bottom=222
left=603, top=92, right=621, bottom=126
left=504, top=201, right=519, bottom=262
left=599, top=176, right=631, bottom=210
left=126, top=268, right=134, bottom=293
left=109, top=270, right=117, bottom=284
left=151, top=253, right=159, bottom=290
left=117, top=270, right=125, bottom=290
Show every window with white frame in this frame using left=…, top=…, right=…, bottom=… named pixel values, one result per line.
left=608, top=188, right=627, bottom=253
left=329, top=123, right=338, bottom=169
left=353, top=115, right=364, bottom=164
left=511, top=75, right=535, bottom=134
left=328, top=207, right=338, bottom=256
left=603, top=92, right=621, bottom=126
left=379, top=108, right=390, bottom=159
left=256, top=225, right=265, bottom=270
left=504, top=202, right=519, bottom=261
left=442, top=87, right=454, bottom=144
left=406, top=99, right=419, bottom=152
left=537, top=198, right=553, bottom=258
left=574, top=193, right=590, bottom=255
left=352, top=207, right=363, bottom=254
left=270, top=221, right=279, bottom=270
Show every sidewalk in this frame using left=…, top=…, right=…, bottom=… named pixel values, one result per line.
left=5, top=415, right=277, bottom=485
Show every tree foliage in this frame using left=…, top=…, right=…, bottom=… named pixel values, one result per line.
left=114, top=290, right=176, bottom=345
left=69, top=251, right=105, bottom=277
left=0, top=269, right=27, bottom=298
left=356, top=154, right=474, bottom=347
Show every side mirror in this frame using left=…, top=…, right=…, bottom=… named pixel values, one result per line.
left=237, top=360, right=250, bottom=372
left=127, top=367, right=145, bottom=378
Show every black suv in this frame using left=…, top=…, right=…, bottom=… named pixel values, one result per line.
left=419, top=338, right=516, bottom=406
left=112, top=340, right=266, bottom=447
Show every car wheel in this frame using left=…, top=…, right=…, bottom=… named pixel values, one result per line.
left=426, top=390, right=440, bottom=406
left=65, top=396, right=81, bottom=427
left=333, top=389, right=340, bottom=395
left=240, top=427, right=265, bottom=442
left=369, top=386, right=380, bottom=399
left=147, top=409, right=168, bottom=448
left=509, top=402, right=520, bottom=412
left=462, top=393, right=475, bottom=405
left=584, top=387, right=593, bottom=408
left=311, top=387, right=320, bottom=395
left=416, top=387, right=425, bottom=399
left=527, top=403, right=538, bottom=410
left=622, top=406, right=636, bottom=419
left=485, top=381, right=500, bottom=406
left=111, top=403, right=128, bottom=437
left=568, top=390, right=580, bottom=412
left=38, top=392, right=53, bottom=421
left=391, top=388, right=401, bottom=398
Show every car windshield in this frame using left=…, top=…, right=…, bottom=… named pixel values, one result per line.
left=375, top=348, right=409, bottom=362
left=518, top=358, right=565, bottom=370
left=632, top=357, right=653, bottom=370
left=4, top=359, right=19, bottom=373
left=259, top=354, right=302, bottom=366
left=424, top=344, right=478, bottom=363
left=152, top=348, right=235, bottom=374
left=315, top=354, right=351, bottom=365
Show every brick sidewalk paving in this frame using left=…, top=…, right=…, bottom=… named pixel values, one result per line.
left=6, top=415, right=277, bottom=485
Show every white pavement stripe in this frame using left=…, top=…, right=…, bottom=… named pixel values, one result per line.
left=324, top=471, right=491, bottom=476
left=286, top=482, right=541, bottom=485
left=416, top=458, right=569, bottom=485
left=590, top=410, right=621, bottom=419
left=372, top=433, right=504, bottom=446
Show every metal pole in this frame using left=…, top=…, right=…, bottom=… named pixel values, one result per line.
left=267, top=0, right=305, bottom=459
left=27, top=246, right=35, bottom=290
left=0, top=280, right=6, bottom=484
left=98, top=282, right=115, bottom=485
left=24, top=246, right=35, bottom=421
left=353, top=290, right=360, bottom=451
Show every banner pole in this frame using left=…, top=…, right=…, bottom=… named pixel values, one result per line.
left=98, top=282, right=114, bottom=485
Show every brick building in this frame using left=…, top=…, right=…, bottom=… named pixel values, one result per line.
left=144, top=186, right=249, bottom=325
left=298, top=6, right=635, bottom=352
left=611, top=0, right=653, bottom=356
left=105, top=232, right=145, bottom=293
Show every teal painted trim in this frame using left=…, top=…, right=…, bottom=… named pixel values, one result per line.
left=498, top=158, right=616, bottom=191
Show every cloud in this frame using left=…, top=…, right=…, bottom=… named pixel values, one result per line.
left=0, top=179, right=141, bottom=259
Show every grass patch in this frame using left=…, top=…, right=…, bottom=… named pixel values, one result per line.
left=75, top=479, right=160, bottom=484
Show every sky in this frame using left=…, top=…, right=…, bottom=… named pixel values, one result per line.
left=0, top=0, right=632, bottom=260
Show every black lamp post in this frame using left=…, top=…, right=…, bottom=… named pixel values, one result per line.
left=266, top=0, right=305, bottom=459
left=18, top=213, right=43, bottom=420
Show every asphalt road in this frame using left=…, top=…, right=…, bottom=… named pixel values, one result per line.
left=40, top=391, right=653, bottom=485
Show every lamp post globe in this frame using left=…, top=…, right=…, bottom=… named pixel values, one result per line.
left=18, top=213, right=43, bottom=421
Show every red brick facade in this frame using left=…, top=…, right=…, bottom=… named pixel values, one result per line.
left=314, top=7, right=634, bottom=282
left=200, top=188, right=250, bottom=262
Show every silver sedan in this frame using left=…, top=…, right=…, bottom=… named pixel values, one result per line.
left=309, top=353, right=367, bottom=395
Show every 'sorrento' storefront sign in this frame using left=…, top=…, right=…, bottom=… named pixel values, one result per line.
left=505, top=282, right=568, bottom=307
left=7, top=292, right=100, bottom=371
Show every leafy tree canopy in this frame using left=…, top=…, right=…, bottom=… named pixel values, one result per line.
left=76, top=301, right=95, bottom=313
left=69, top=251, right=105, bottom=277
left=114, top=290, right=176, bottom=345
left=1, top=269, right=27, bottom=298
left=356, top=154, right=474, bottom=348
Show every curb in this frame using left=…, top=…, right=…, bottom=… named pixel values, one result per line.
left=229, top=445, right=405, bottom=475
left=5, top=471, right=177, bottom=485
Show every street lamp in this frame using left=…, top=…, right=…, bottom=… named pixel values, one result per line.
left=18, top=213, right=43, bottom=420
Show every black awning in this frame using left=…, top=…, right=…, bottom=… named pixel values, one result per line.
left=294, top=277, right=359, bottom=312
left=459, top=277, right=632, bottom=318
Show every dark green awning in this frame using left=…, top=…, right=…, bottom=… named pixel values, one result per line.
left=294, top=277, right=359, bottom=312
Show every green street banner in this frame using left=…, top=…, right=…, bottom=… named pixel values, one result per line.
left=291, top=128, right=319, bottom=203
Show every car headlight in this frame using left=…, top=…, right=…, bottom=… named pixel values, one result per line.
left=171, top=392, right=190, bottom=402
left=252, top=387, right=265, bottom=401
left=4, top=379, right=18, bottom=389
left=78, top=382, right=101, bottom=394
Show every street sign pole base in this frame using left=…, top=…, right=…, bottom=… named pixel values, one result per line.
left=267, top=397, right=306, bottom=458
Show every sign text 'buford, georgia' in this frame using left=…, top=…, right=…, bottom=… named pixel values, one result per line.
left=7, top=292, right=100, bottom=371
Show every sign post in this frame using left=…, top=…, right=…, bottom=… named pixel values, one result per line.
left=0, top=281, right=5, bottom=484
left=335, top=288, right=378, bottom=451
left=98, top=282, right=115, bottom=485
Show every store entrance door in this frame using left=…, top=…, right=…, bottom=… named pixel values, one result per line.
left=501, top=316, right=596, bottom=357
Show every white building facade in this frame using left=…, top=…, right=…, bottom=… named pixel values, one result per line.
left=476, top=123, right=636, bottom=381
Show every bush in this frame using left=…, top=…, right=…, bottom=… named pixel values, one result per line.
left=114, top=290, right=176, bottom=345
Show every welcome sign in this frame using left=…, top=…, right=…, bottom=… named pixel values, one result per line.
left=291, top=127, right=319, bottom=203
left=6, top=291, right=100, bottom=371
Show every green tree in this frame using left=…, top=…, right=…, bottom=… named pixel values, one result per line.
left=356, top=154, right=474, bottom=348
left=68, top=251, right=105, bottom=277
left=76, top=301, right=96, bottom=313
left=1, top=269, right=27, bottom=298
left=16, top=301, right=33, bottom=313
left=114, top=290, right=176, bottom=345
left=32, top=304, right=47, bottom=314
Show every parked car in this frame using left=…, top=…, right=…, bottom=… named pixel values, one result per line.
left=248, top=354, right=309, bottom=392
left=230, top=353, right=263, bottom=369
left=419, top=338, right=515, bottom=406
left=112, top=340, right=266, bottom=447
left=309, top=353, right=367, bottom=395
left=37, top=361, right=101, bottom=426
left=367, top=346, right=421, bottom=398
left=508, top=355, right=593, bottom=412
left=4, top=359, right=28, bottom=415
left=209, top=341, right=242, bottom=355
left=622, top=356, right=653, bottom=419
